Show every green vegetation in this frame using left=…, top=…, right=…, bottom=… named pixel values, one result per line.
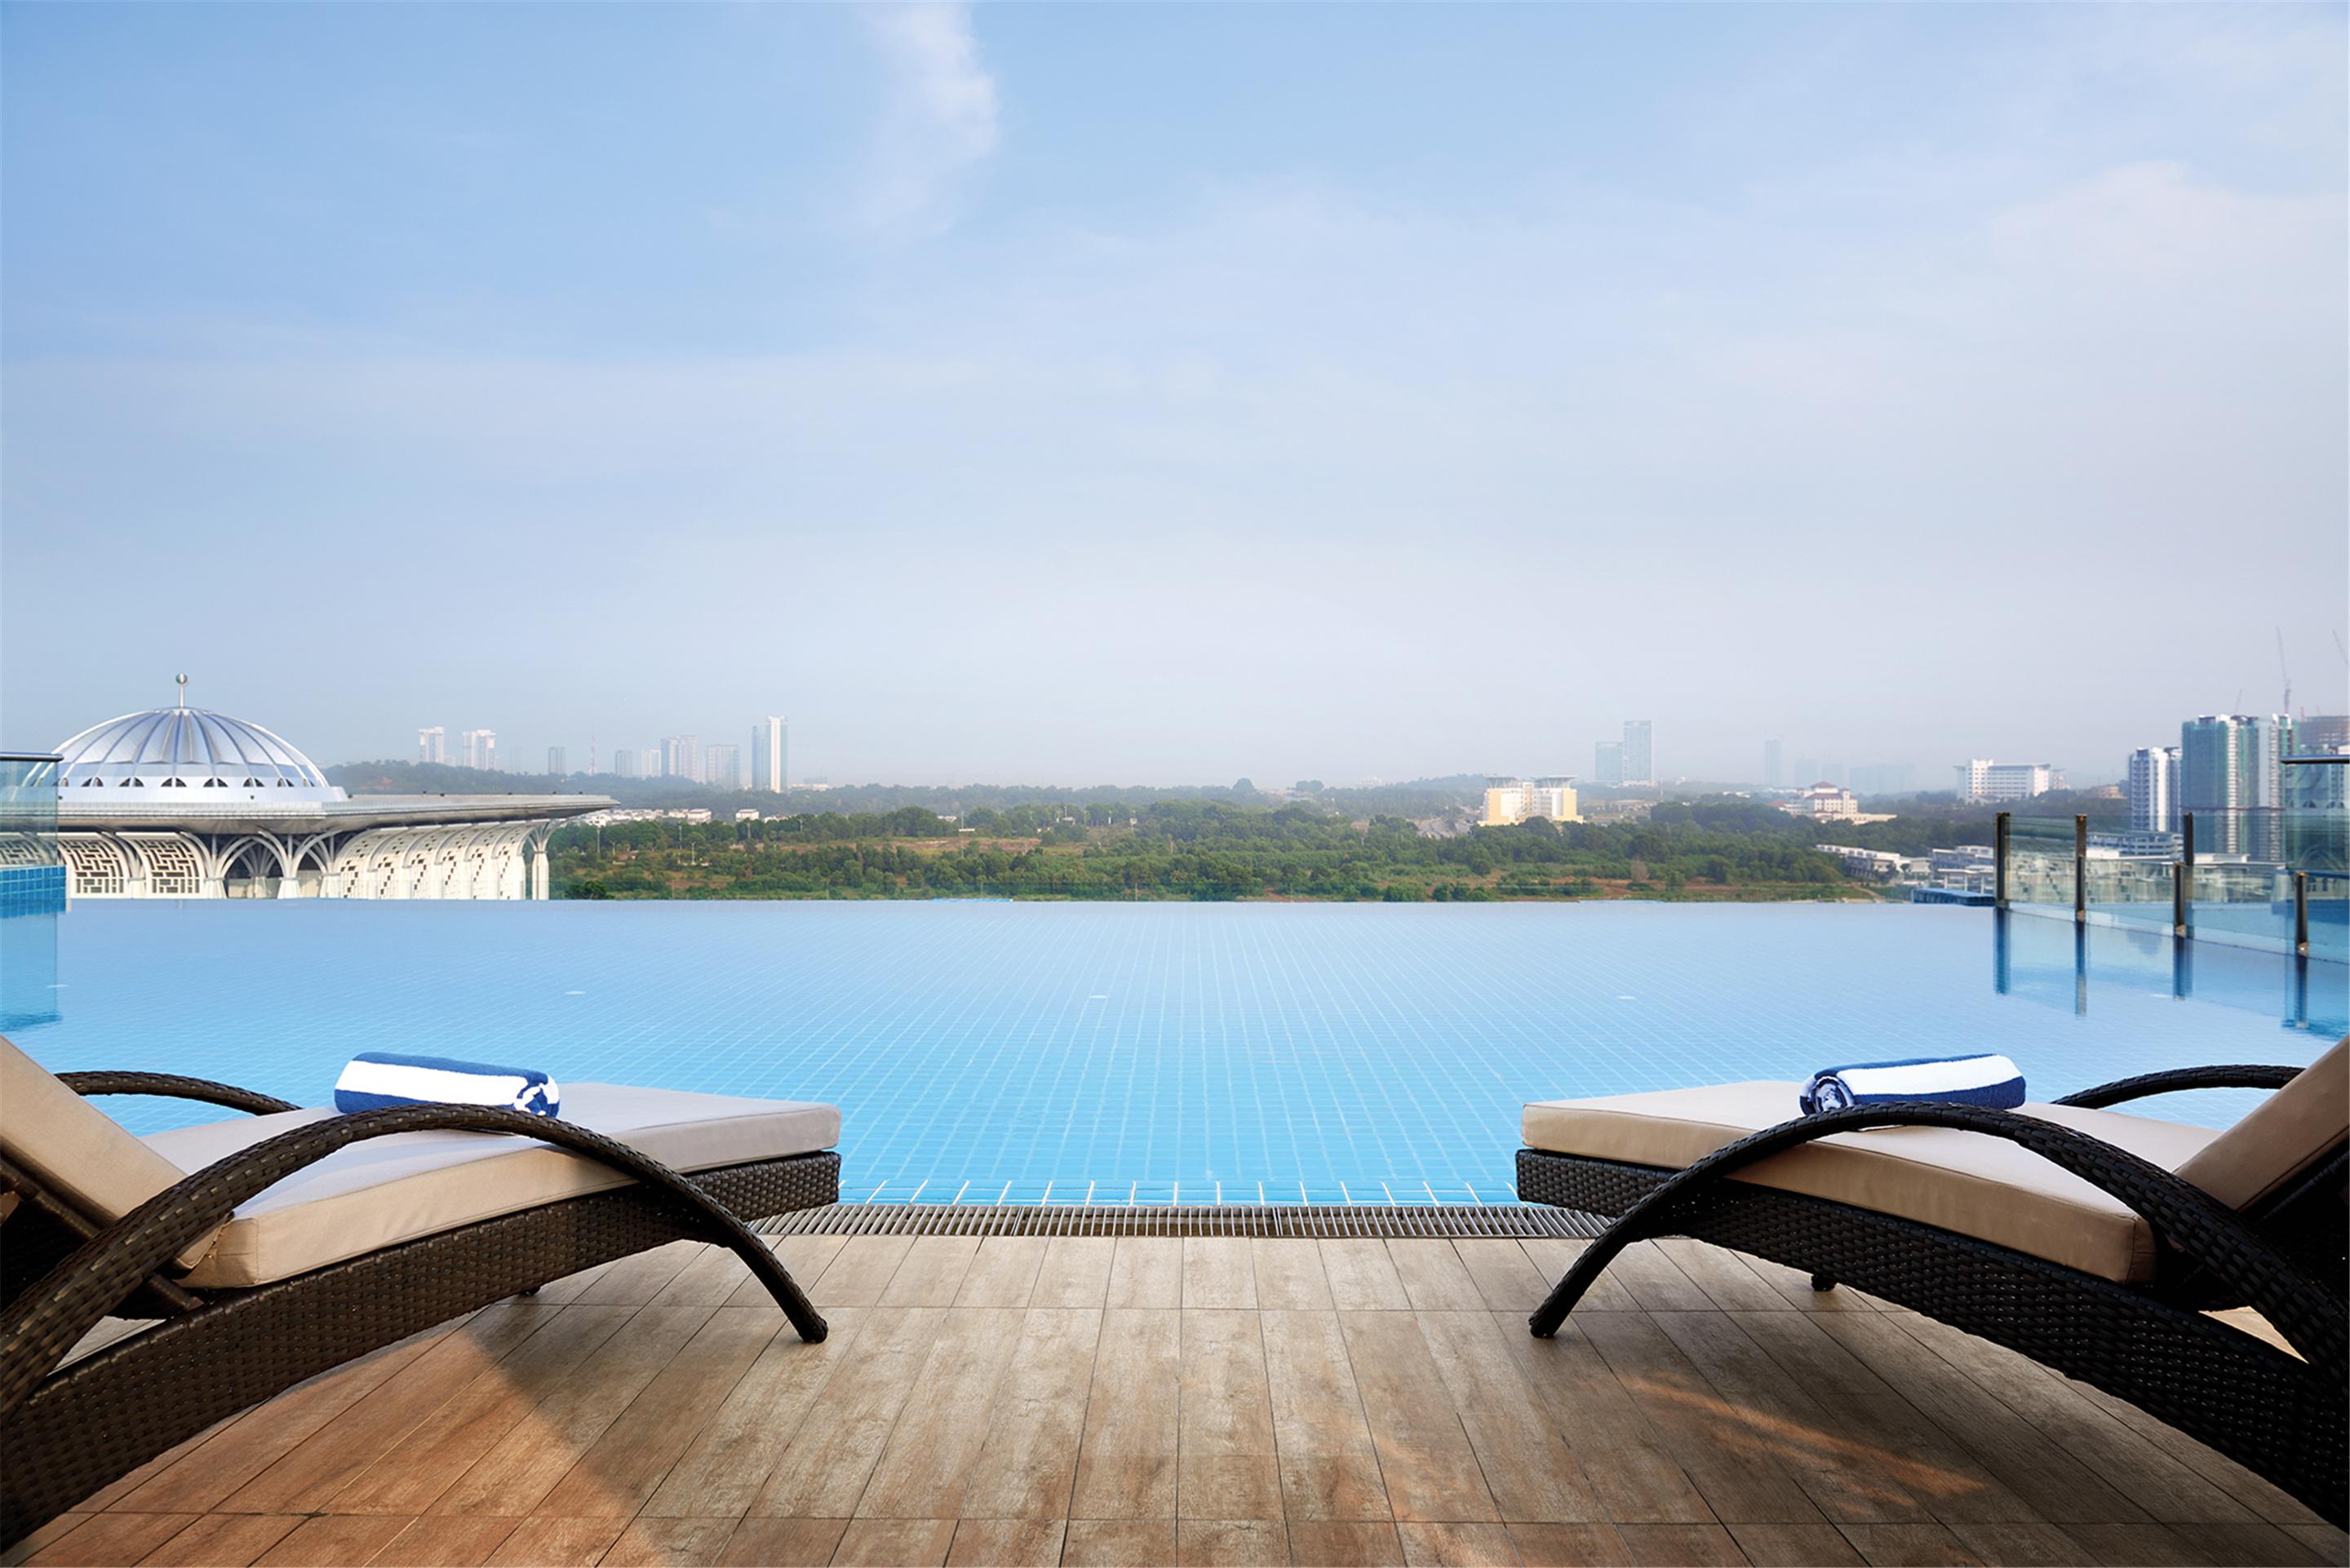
left=548, top=797, right=1896, bottom=903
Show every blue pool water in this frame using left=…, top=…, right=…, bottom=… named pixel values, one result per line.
left=11, top=901, right=2343, bottom=1203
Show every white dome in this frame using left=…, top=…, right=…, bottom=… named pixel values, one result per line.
left=55, top=707, right=344, bottom=801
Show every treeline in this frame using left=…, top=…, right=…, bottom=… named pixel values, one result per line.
left=551, top=798, right=1871, bottom=902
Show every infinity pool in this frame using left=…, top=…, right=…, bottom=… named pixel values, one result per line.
left=12, top=901, right=2343, bottom=1203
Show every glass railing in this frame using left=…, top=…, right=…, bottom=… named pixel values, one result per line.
left=0, top=753, right=63, bottom=1030
left=1994, top=757, right=2348, bottom=961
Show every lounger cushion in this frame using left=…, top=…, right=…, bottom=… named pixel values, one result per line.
left=1522, top=1083, right=2219, bottom=1282
left=0, top=1037, right=219, bottom=1269
left=143, top=1083, right=840, bottom=1288
left=2173, top=1038, right=2347, bottom=1211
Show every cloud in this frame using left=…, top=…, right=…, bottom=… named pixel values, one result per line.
left=853, top=2, right=999, bottom=237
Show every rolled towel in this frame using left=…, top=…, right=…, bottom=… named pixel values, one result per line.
left=334, top=1052, right=561, bottom=1118
left=1799, top=1054, right=2023, bottom=1116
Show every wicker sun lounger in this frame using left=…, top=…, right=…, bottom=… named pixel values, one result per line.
left=0, top=1038, right=840, bottom=1546
left=1515, top=1037, right=2348, bottom=1525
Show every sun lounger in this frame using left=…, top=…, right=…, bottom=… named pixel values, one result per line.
left=0, top=1038, right=840, bottom=1545
left=1516, top=1039, right=2347, bottom=1525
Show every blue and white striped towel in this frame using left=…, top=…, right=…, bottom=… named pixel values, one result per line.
left=1798, top=1055, right=2024, bottom=1116
left=334, top=1052, right=561, bottom=1118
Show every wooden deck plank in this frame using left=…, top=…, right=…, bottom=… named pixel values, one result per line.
left=1338, top=1309, right=1498, bottom=1523
left=1062, top=1519, right=1178, bottom=1566
left=711, top=1518, right=846, bottom=1567
left=2052, top=1375, right=2329, bottom=1530
left=1106, top=1238, right=1184, bottom=1309
left=1033, top=1238, right=1118, bottom=1308
left=883, top=1238, right=983, bottom=1308
left=1176, top=1309, right=1283, bottom=1521
left=1506, top=1522, right=1634, bottom=1566
left=1290, top=1521, right=1407, bottom=1566
left=855, top=1307, right=1026, bottom=1517
left=600, top=1516, right=738, bottom=1567
left=642, top=1308, right=872, bottom=1519
left=1258, top=1309, right=1389, bottom=1523
left=648, top=1245, right=756, bottom=1309
left=958, top=1308, right=1104, bottom=1519
left=1602, top=1244, right=1715, bottom=1314
left=1397, top=1521, right=1520, bottom=1566
left=1656, top=1244, right=1799, bottom=1314
left=129, top=1513, right=300, bottom=1567
left=956, top=1238, right=1050, bottom=1308
left=1070, top=1308, right=1182, bottom=1520
left=1648, top=1309, right=1929, bottom=1525
left=1882, top=1312, right=2258, bottom=1526
left=749, top=1307, right=940, bottom=1518
left=1178, top=1518, right=1290, bottom=1566
left=1811, top=1314, right=2148, bottom=1526
left=251, top=1515, right=416, bottom=1567
left=334, top=1304, right=640, bottom=1516
left=530, top=1304, right=783, bottom=1517
left=364, top=1517, right=523, bottom=1567
left=1728, top=1521, right=1866, bottom=1566
left=574, top=1242, right=703, bottom=1306
left=220, top=1303, right=553, bottom=1515
left=428, top=1303, right=716, bottom=1517
left=1182, top=1238, right=1258, bottom=1309
left=479, top=1516, right=626, bottom=1566
left=1492, top=1315, right=1712, bottom=1526
left=1414, top=1310, right=1606, bottom=1523
left=812, top=1238, right=916, bottom=1308
left=829, top=1517, right=956, bottom=1566
left=947, top=1518, right=1066, bottom=1567
left=725, top=1237, right=849, bottom=1309
left=1613, top=1523, right=1747, bottom=1566
left=1574, top=1309, right=1829, bottom=1526
left=1250, top=1241, right=1333, bottom=1312
left=1317, top=1240, right=1412, bottom=1311
left=1517, top=1241, right=1638, bottom=1315
left=1386, top=1242, right=1485, bottom=1313
left=1838, top=1521, right=1989, bottom=1565
left=1452, top=1241, right=1557, bottom=1315
left=108, top=1327, right=459, bottom=1516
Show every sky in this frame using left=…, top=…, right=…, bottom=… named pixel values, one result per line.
left=3, top=2, right=2344, bottom=787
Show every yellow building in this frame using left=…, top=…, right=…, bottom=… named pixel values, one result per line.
left=1483, top=775, right=1580, bottom=826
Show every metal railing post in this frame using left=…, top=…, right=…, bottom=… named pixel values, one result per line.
left=2179, top=812, right=2194, bottom=937
left=2171, top=859, right=2187, bottom=935
left=2294, top=870, right=2309, bottom=957
left=1994, top=813, right=2010, bottom=910
left=2073, top=814, right=2087, bottom=925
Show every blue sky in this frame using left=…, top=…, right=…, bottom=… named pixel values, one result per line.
left=5, top=3, right=2343, bottom=785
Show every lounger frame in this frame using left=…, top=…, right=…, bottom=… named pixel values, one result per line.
left=1517, top=1065, right=2348, bottom=1526
left=0, top=1076, right=838, bottom=1545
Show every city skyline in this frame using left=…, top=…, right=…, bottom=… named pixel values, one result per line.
left=6, top=5, right=2342, bottom=781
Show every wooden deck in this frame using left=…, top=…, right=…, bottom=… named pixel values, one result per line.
left=13, top=1236, right=2343, bottom=1568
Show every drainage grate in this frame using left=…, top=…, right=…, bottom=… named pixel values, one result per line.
left=753, top=1203, right=1608, bottom=1241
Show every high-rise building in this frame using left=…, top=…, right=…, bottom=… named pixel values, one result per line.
left=417, top=726, right=446, bottom=765
left=2171, top=714, right=2284, bottom=860
left=1621, top=720, right=1653, bottom=786
left=1850, top=763, right=1913, bottom=797
left=752, top=717, right=788, bottom=795
left=663, top=736, right=700, bottom=783
left=614, top=749, right=639, bottom=780
left=2126, top=746, right=2179, bottom=833
left=547, top=746, right=567, bottom=778
left=704, top=743, right=742, bottom=791
left=2302, top=715, right=2350, bottom=754
left=1954, top=760, right=2055, bottom=801
left=460, top=729, right=497, bottom=772
left=1483, top=776, right=1579, bottom=826
left=1592, top=742, right=1624, bottom=786
left=1762, top=739, right=1783, bottom=789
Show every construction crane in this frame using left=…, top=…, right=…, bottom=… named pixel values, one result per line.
left=2277, top=628, right=2291, bottom=716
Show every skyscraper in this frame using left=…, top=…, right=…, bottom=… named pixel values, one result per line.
left=547, top=746, right=567, bottom=778
left=417, top=726, right=445, bottom=765
left=1593, top=742, right=1624, bottom=786
left=460, top=729, right=496, bottom=771
left=1762, top=739, right=1782, bottom=789
left=2126, top=746, right=2179, bottom=833
left=645, top=742, right=665, bottom=779
left=1621, top=720, right=1653, bottom=786
left=2180, top=716, right=2257, bottom=854
left=752, top=717, right=788, bottom=795
left=663, top=736, right=700, bottom=783
left=704, top=743, right=742, bottom=791
left=614, top=749, right=639, bottom=780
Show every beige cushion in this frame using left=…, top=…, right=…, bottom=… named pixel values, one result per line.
left=2174, top=1038, right=2348, bottom=1211
left=1523, top=1083, right=2220, bottom=1282
left=144, top=1082, right=839, bottom=1288
left=0, top=1035, right=219, bottom=1269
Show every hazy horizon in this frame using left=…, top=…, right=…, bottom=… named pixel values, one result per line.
left=6, top=4, right=2344, bottom=787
